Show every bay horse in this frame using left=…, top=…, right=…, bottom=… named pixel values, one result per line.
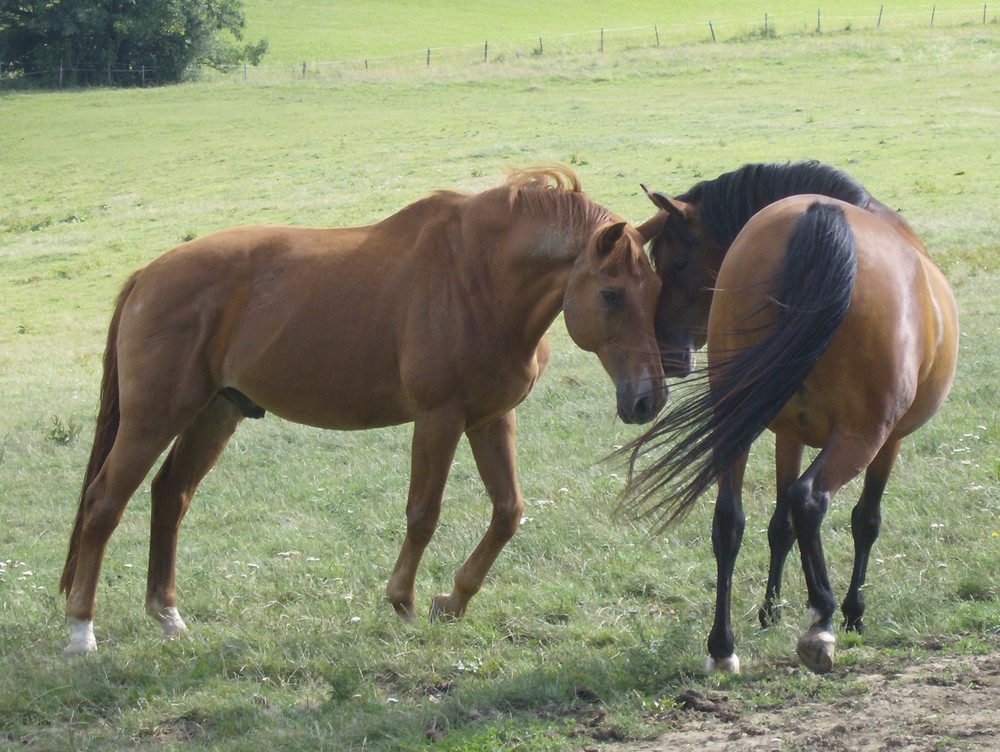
left=625, top=162, right=958, bottom=673
left=60, top=167, right=666, bottom=655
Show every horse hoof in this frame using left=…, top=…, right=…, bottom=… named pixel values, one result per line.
left=147, top=604, right=188, bottom=639
left=64, top=618, right=97, bottom=656
left=390, top=602, right=418, bottom=623
left=161, top=609, right=188, bottom=640
left=428, top=594, right=462, bottom=622
left=705, top=653, right=741, bottom=674
left=796, top=628, right=836, bottom=674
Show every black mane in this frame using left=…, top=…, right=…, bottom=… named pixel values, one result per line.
left=678, top=161, right=872, bottom=249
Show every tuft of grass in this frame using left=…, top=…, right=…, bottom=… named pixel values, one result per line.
left=45, top=416, right=82, bottom=446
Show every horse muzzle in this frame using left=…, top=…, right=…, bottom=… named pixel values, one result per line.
left=660, top=344, right=695, bottom=378
left=617, top=379, right=667, bottom=425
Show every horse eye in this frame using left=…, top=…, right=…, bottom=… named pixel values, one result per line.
left=672, top=254, right=690, bottom=272
left=600, top=288, right=624, bottom=309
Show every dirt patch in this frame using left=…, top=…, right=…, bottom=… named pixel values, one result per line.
left=601, top=650, right=1000, bottom=752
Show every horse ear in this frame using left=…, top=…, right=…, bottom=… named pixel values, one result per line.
left=636, top=185, right=693, bottom=243
left=642, top=184, right=690, bottom=220
left=594, top=221, right=627, bottom=259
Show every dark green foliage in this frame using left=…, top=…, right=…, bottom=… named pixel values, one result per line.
left=0, top=0, right=268, bottom=87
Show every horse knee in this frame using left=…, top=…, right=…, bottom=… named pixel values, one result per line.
left=851, top=504, right=881, bottom=544
left=81, top=497, right=126, bottom=542
left=405, top=506, right=439, bottom=547
left=788, top=479, right=828, bottom=534
left=491, top=498, right=524, bottom=541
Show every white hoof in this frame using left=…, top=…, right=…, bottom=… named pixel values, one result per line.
left=147, top=604, right=188, bottom=639
left=796, top=627, right=836, bottom=674
left=64, top=618, right=97, bottom=656
left=705, top=653, right=741, bottom=674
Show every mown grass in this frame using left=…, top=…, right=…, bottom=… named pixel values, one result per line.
left=1, top=20, right=999, bottom=752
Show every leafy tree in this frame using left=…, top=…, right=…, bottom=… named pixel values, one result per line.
left=0, top=0, right=268, bottom=87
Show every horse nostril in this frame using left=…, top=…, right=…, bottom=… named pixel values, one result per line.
left=633, top=394, right=654, bottom=423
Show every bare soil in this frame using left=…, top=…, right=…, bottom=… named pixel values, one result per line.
left=599, top=649, right=1000, bottom=752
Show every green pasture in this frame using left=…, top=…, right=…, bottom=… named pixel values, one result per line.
left=2, top=13, right=999, bottom=752
left=240, top=0, right=995, bottom=65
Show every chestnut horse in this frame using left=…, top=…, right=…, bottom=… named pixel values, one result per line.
left=625, top=163, right=958, bottom=673
left=60, top=167, right=666, bottom=655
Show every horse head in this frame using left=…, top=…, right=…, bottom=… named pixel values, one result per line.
left=562, top=220, right=666, bottom=424
left=636, top=187, right=726, bottom=378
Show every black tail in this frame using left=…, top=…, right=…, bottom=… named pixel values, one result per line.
left=60, top=272, right=140, bottom=595
left=621, top=202, right=857, bottom=528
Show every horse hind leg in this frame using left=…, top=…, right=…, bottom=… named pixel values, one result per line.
left=790, top=440, right=881, bottom=673
left=146, top=395, right=243, bottom=638
left=787, top=471, right=838, bottom=674
left=64, top=428, right=178, bottom=655
left=705, top=451, right=749, bottom=674
left=430, top=410, right=524, bottom=621
left=759, top=435, right=804, bottom=628
left=841, top=439, right=899, bottom=632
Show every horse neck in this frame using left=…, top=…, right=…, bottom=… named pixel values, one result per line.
left=486, top=216, right=592, bottom=347
left=687, top=162, right=872, bottom=250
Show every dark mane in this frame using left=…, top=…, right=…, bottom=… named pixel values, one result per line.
left=679, top=161, right=872, bottom=249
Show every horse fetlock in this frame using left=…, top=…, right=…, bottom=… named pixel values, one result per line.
left=759, top=600, right=782, bottom=628
left=389, top=598, right=418, bottom=623
left=705, top=653, right=741, bottom=674
left=64, top=618, right=98, bottom=656
left=428, top=593, right=465, bottom=622
left=796, top=626, right=836, bottom=674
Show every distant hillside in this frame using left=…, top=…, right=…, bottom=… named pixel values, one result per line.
left=240, top=1, right=980, bottom=65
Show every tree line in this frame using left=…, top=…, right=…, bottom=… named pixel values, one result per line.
left=0, top=0, right=268, bottom=87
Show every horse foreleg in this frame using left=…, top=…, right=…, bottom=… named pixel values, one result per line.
left=430, top=410, right=523, bottom=621
left=386, top=410, right=464, bottom=622
left=760, top=435, right=804, bottom=627
left=64, top=433, right=171, bottom=655
left=706, top=451, right=749, bottom=674
left=146, top=396, right=243, bottom=639
left=842, top=439, right=898, bottom=632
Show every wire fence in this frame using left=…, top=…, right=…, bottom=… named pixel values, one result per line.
left=1, top=61, right=160, bottom=88
left=2, top=3, right=995, bottom=88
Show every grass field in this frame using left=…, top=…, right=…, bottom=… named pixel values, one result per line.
left=239, top=0, right=997, bottom=64
left=1, top=6, right=999, bottom=751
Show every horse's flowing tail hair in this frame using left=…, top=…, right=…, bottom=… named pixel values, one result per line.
left=621, top=202, right=857, bottom=528
left=59, top=272, right=140, bottom=595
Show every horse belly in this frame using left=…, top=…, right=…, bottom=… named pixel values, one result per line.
left=227, top=337, right=414, bottom=431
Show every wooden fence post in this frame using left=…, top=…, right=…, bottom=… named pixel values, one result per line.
left=655, top=24, right=660, bottom=46
left=931, top=4, right=936, bottom=25
left=426, top=48, right=430, bottom=66
left=484, top=40, right=488, bottom=62
left=817, top=7, right=822, bottom=33
left=877, top=5, right=884, bottom=28
left=709, top=21, right=716, bottom=41
left=600, top=28, right=604, bottom=53
left=539, top=37, right=543, bottom=55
